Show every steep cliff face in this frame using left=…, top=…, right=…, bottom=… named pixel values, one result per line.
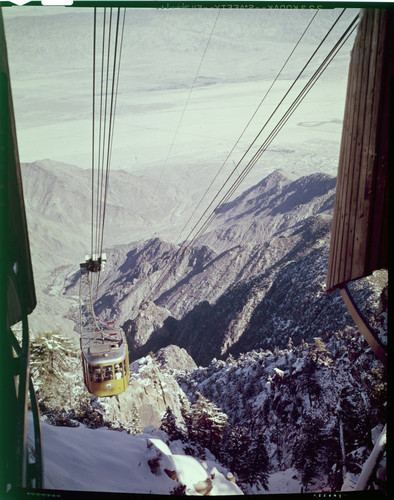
left=156, top=345, right=198, bottom=373
left=194, top=170, right=336, bottom=252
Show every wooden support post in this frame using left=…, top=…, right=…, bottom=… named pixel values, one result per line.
left=340, top=284, right=387, bottom=367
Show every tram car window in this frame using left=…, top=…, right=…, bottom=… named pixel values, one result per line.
left=115, top=363, right=122, bottom=380
left=103, top=366, right=113, bottom=381
left=93, top=367, right=102, bottom=382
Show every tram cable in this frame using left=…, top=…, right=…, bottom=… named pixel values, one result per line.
left=181, top=8, right=350, bottom=249
left=100, top=9, right=125, bottom=258
left=88, top=7, right=126, bottom=300
left=96, top=8, right=113, bottom=269
left=145, top=10, right=359, bottom=303
left=185, top=12, right=360, bottom=249
left=150, top=8, right=221, bottom=206
left=173, top=8, right=319, bottom=249
left=91, top=7, right=97, bottom=261
left=79, top=7, right=129, bottom=398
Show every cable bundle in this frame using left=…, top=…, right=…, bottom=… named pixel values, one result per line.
left=147, top=9, right=359, bottom=304
left=90, top=7, right=126, bottom=297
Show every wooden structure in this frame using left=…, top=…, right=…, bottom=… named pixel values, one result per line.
left=326, top=8, right=391, bottom=293
left=326, top=9, right=391, bottom=367
left=326, top=11, right=390, bottom=489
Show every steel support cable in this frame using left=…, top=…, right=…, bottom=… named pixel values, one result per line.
left=173, top=9, right=319, bottom=248
left=97, top=8, right=113, bottom=263
left=91, top=7, right=111, bottom=297
left=94, top=8, right=107, bottom=261
left=100, top=8, right=123, bottom=258
left=85, top=8, right=125, bottom=339
left=95, top=8, right=125, bottom=301
left=156, top=18, right=359, bottom=306
left=186, top=15, right=359, bottom=249
left=92, top=8, right=107, bottom=298
left=106, top=8, right=126, bottom=176
left=92, top=8, right=126, bottom=298
left=179, top=8, right=349, bottom=250
left=91, top=7, right=97, bottom=260
left=91, top=9, right=115, bottom=298
left=79, top=269, right=101, bottom=343
left=150, top=8, right=221, bottom=206
left=146, top=9, right=352, bottom=301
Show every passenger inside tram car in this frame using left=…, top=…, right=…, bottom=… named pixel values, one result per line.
left=104, top=366, right=113, bottom=381
left=115, top=363, right=122, bottom=379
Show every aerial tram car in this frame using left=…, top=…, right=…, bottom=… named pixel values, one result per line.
left=79, top=254, right=130, bottom=397
left=78, top=7, right=130, bottom=398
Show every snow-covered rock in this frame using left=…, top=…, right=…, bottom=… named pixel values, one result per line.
left=32, top=413, right=242, bottom=495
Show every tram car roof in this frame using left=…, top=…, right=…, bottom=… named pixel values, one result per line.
left=81, top=325, right=127, bottom=366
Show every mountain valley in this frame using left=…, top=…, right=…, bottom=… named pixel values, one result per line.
left=6, top=6, right=387, bottom=494
left=56, top=167, right=385, bottom=368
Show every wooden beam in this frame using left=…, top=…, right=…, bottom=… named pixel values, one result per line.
left=340, top=284, right=387, bottom=367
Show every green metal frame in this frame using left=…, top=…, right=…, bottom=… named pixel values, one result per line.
left=6, top=272, right=43, bottom=490
left=1, top=7, right=42, bottom=493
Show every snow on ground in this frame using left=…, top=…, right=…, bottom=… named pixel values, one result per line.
left=29, top=414, right=242, bottom=495
left=27, top=412, right=315, bottom=496
left=265, top=468, right=302, bottom=494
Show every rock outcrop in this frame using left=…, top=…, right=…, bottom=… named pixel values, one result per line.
left=94, top=355, right=189, bottom=429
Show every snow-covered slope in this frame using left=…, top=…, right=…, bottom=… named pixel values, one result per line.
left=175, top=320, right=387, bottom=493
left=30, top=414, right=243, bottom=495
left=29, top=305, right=386, bottom=495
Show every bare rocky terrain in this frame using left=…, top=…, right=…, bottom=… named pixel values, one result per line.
left=44, top=165, right=383, bottom=368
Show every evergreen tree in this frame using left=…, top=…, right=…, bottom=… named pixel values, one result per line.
left=180, top=404, right=194, bottom=442
left=30, top=330, right=83, bottom=412
left=338, top=386, right=371, bottom=463
left=292, top=413, right=325, bottom=491
left=296, top=357, right=321, bottom=409
left=311, top=337, right=332, bottom=366
left=128, top=403, right=143, bottom=435
left=190, top=392, right=228, bottom=457
left=226, top=353, right=235, bottom=365
left=222, top=424, right=250, bottom=485
left=160, top=407, right=184, bottom=442
left=249, top=429, right=270, bottom=490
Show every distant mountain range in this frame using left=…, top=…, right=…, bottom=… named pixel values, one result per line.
left=21, top=158, right=382, bottom=366
left=57, top=167, right=381, bottom=366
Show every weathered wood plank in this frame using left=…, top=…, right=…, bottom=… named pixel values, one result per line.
left=344, top=9, right=373, bottom=281
left=327, top=17, right=361, bottom=288
left=368, top=10, right=391, bottom=272
left=351, top=9, right=381, bottom=280
left=326, top=9, right=390, bottom=292
left=335, top=9, right=367, bottom=286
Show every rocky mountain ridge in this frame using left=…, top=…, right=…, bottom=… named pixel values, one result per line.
left=61, top=167, right=385, bottom=367
left=195, top=169, right=336, bottom=252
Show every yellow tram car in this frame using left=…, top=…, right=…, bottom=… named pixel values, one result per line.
left=81, top=323, right=129, bottom=397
